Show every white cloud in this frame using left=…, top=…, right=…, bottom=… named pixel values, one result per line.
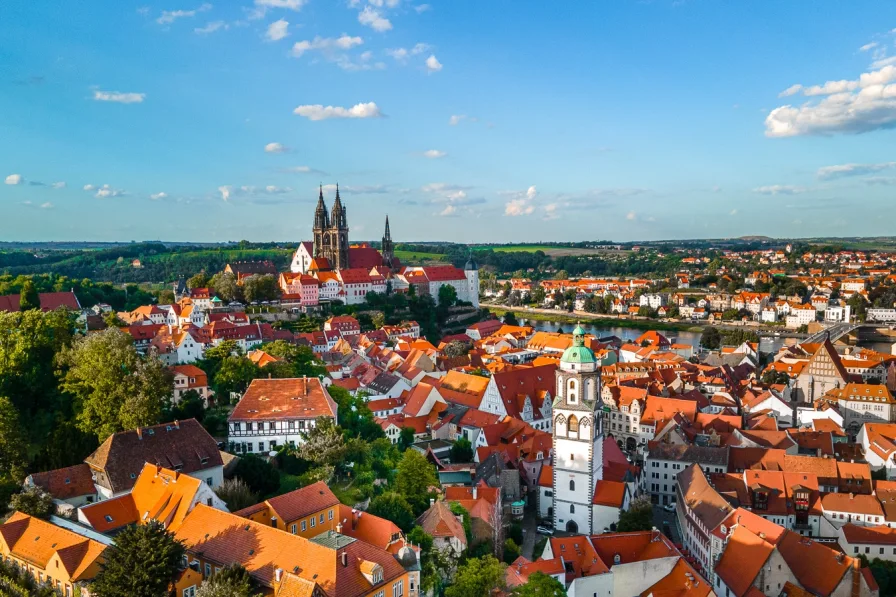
left=752, top=185, right=807, bottom=195
left=280, top=166, right=328, bottom=176
left=93, top=90, right=146, bottom=104
left=425, top=54, right=442, bottom=73
left=778, top=84, right=802, bottom=97
left=40, top=202, right=53, bottom=209
left=195, top=20, right=228, bottom=34
left=449, top=114, right=466, bottom=125
left=386, top=48, right=409, bottom=61
left=860, top=42, right=879, bottom=52
left=218, top=184, right=293, bottom=202
left=766, top=65, right=896, bottom=137
left=293, top=101, right=383, bottom=121
left=817, top=161, right=896, bottom=180
left=543, top=203, right=559, bottom=220
left=421, top=182, right=470, bottom=193
left=255, top=0, right=305, bottom=10
left=358, top=6, right=392, bottom=31
left=439, top=204, right=457, bottom=217
left=503, top=185, right=537, bottom=216
left=93, top=184, right=126, bottom=198
left=150, top=192, right=168, bottom=200
left=52, top=181, right=66, bottom=189
left=729, top=209, right=738, bottom=216
left=5, top=174, right=23, bottom=185
left=157, top=3, right=212, bottom=25
left=219, top=185, right=232, bottom=201
left=265, top=142, right=289, bottom=153
left=266, top=18, right=289, bottom=41
left=292, top=35, right=363, bottom=57
left=626, top=211, right=636, bottom=220
left=83, top=184, right=95, bottom=191
left=422, top=149, right=446, bottom=159
left=414, top=4, right=431, bottom=12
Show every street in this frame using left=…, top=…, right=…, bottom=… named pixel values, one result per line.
left=652, top=504, right=681, bottom=544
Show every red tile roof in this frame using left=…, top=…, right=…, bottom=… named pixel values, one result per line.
left=0, top=291, right=81, bottom=313
left=230, top=378, right=337, bottom=421
left=27, top=463, right=96, bottom=500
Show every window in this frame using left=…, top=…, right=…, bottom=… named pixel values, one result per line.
left=205, top=563, right=211, bottom=577
left=392, top=579, right=404, bottom=597
left=329, top=509, right=334, bottom=520
left=570, top=479, right=575, bottom=491
left=206, top=477, right=213, bottom=486
left=568, top=415, right=579, bottom=435
left=291, top=524, right=297, bottom=534
left=258, top=442, right=264, bottom=451
left=301, top=520, right=307, bottom=531
left=320, top=513, right=324, bottom=524
left=570, top=504, right=575, bottom=513
left=183, top=588, right=196, bottom=597
left=311, top=517, right=316, bottom=528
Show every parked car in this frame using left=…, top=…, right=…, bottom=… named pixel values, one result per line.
left=536, top=526, right=554, bottom=536
left=663, top=502, right=676, bottom=512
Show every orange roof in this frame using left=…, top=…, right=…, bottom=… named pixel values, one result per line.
left=175, top=504, right=405, bottom=596
left=230, top=377, right=337, bottom=421
left=0, top=512, right=107, bottom=581
left=714, top=525, right=775, bottom=596
left=821, top=492, right=884, bottom=517
left=27, top=463, right=96, bottom=500
left=337, top=504, right=402, bottom=552
left=415, top=501, right=466, bottom=543
left=592, top=480, right=626, bottom=508
left=80, top=464, right=203, bottom=532
left=841, top=523, right=896, bottom=545
left=266, top=481, right=340, bottom=523
left=776, top=530, right=855, bottom=595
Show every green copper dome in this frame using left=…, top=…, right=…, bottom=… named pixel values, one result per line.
left=562, top=324, right=596, bottom=364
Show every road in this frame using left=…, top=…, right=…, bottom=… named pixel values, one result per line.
left=652, top=504, right=681, bottom=544
left=519, top=509, right=539, bottom=560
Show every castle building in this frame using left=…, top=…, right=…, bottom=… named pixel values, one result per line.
left=552, top=325, right=607, bottom=534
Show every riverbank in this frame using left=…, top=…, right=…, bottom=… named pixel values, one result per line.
left=482, top=304, right=702, bottom=333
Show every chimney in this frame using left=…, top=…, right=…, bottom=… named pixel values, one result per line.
left=275, top=568, right=283, bottom=582
left=430, top=498, right=435, bottom=508
left=156, top=464, right=162, bottom=475
left=136, top=428, right=143, bottom=440
left=336, top=522, right=343, bottom=534
left=341, top=552, right=348, bottom=567
left=174, top=420, right=179, bottom=429
left=472, top=486, right=478, bottom=500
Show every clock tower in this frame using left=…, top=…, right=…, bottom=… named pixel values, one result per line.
left=552, top=324, right=604, bottom=534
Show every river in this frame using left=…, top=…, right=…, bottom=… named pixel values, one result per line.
left=521, top=318, right=791, bottom=354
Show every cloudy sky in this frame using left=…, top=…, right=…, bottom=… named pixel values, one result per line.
left=2, top=1, right=896, bottom=243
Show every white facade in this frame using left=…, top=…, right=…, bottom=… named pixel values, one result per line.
left=639, top=294, right=666, bottom=309
left=290, top=242, right=314, bottom=274
left=228, top=417, right=328, bottom=453
left=552, top=326, right=605, bottom=535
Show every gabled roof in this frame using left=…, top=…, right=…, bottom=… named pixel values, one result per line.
left=84, top=418, right=222, bottom=494
left=264, top=481, right=340, bottom=523
left=0, top=512, right=107, bottom=581
left=27, top=463, right=96, bottom=501
left=714, top=525, right=775, bottom=597
left=415, top=500, right=466, bottom=544
left=0, top=290, right=81, bottom=313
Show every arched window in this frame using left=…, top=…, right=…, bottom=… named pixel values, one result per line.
left=570, top=504, right=575, bottom=513
left=567, top=378, right=578, bottom=404
left=568, top=415, right=579, bottom=437
left=569, top=479, right=575, bottom=491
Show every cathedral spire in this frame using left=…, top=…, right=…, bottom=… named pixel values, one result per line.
left=331, top=183, right=346, bottom=229
left=384, top=215, right=392, bottom=241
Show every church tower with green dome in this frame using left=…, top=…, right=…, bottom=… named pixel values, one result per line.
left=551, top=324, right=605, bottom=534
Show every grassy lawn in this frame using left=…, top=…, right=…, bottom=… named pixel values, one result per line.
left=330, top=479, right=366, bottom=506
left=472, top=245, right=554, bottom=253
left=393, top=250, right=448, bottom=262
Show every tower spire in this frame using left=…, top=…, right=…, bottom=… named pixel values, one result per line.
left=384, top=215, right=392, bottom=241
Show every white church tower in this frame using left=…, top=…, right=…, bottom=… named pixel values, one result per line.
left=464, top=252, right=480, bottom=309
left=552, top=324, right=604, bottom=534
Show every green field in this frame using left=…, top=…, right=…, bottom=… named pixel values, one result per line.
left=473, top=245, right=554, bottom=253
left=473, top=245, right=629, bottom=257
left=394, top=249, right=448, bottom=262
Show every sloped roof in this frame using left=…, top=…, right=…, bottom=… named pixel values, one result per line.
left=0, top=291, right=81, bottom=313
left=415, top=500, right=466, bottom=544
left=28, top=463, right=96, bottom=500
left=84, top=418, right=222, bottom=494
left=714, top=525, right=774, bottom=597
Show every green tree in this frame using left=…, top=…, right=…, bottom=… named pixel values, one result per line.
left=511, top=571, right=567, bottom=596
left=699, top=327, right=722, bottom=350
left=8, top=486, right=54, bottom=518
left=187, top=273, right=210, bottom=290
left=213, top=356, right=259, bottom=401
left=298, top=417, right=347, bottom=468
left=157, top=289, right=176, bottom=304
left=196, top=564, right=258, bottom=597
left=399, top=426, right=416, bottom=451
left=396, top=449, right=439, bottom=515
left=18, top=279, right=40, bottom=312
left=209, top=272, right=242, bottom=303
left=328, top=386, right=384, bottom=442
left=233, top=454, right=280, bottom=496
left=243, top=274, right=281, bottom=303
left=445, top=555, right=506, bottom=597
left=33, top=419, right=99, bottom=471
left=0, top=558, right=57, bottom=597
left=503, top=311, right=519, bottom=326
left=503, top=538, right=521, bottom=564
left=372, top=312, right=386, bottom=329
left=92, top=520, right=185, bottom=597
left=438, top=284, right=458, bottom=307
left=617, top=496, right=654, bottom=532
left=261, top=340, right=326, bottom=378
left=450, top=438, right=474, bottom=463
left=213, top=477, right=259, bottom=512
left=57, top=328, right=172, bottom=440
left=0, top=396, right=27, bottom=481
left=554, top=270, right=569, bottom=280
left=531, top=286, right=546, bottom=305
left=368, top=491, right=416, bottom=532
left=166, top=389, right=206, bottom=423
left=103, top=310, right=128, bottom=328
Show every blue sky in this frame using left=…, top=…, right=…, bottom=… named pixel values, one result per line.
left=2, top=1, right=896, bottom=243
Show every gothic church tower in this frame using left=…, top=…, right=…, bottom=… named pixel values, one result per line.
left=552, top=324, right=604, bottom=534
left=312, top=185, right=350, bottom=270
